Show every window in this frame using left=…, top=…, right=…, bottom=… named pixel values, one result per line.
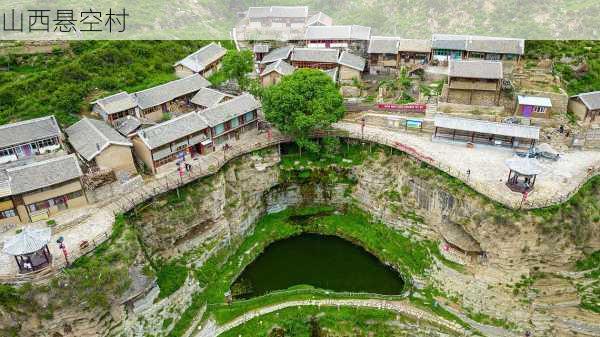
left=0, top=209, right=16, bottom=219
left=244, top=111, right=255, bottom=123
left=66, top=190, right=83, bottom=200
left=534, top=106, right=546, bottom=113
left=230, top=117, right=239, bottom=128
left=0, top=148, right=15, bottom=156
left=434, top=49, right=449, bottom=56
left=28, top=200, right=51, bottom=212
left=214, top=124, right=225, bottom=135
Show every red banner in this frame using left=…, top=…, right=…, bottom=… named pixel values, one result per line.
left=377, top=103, right=426, bottom=112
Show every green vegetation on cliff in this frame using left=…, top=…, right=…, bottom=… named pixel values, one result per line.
left=0, top=41, right=233, bottom=125
left=525, top=40, right=600, bottom=95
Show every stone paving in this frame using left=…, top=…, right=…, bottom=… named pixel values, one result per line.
left=334, top=121, right=600, bottom=209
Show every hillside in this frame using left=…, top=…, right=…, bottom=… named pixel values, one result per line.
left=0, top=41, right=233, bottom=126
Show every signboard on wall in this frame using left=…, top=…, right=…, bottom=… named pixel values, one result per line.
left=377, top=103, right=426, bottom=113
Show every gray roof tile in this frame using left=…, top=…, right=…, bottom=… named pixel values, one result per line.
left=133, top=74, right=210, bottom=110
left=191, top=88, right=232, bottom=108
left=138, top=112, right=208, bottom=150
left=261, top=46, right=294, bottom=64
left=115, top=116, right=142, bottom=136
left=368, top=37, right=400, bottom=54
left=6, top=154, right=82, bottom=195
left=66, top=118, right=132, bottom=161
left=291, top=48, right=339, bottom=63
left=448, top=60, right=503, bottom=79
left=92, top=91, right=137, bottom=115
left=338, top=51, right=365, bottom=71
left=305, top=25, right=371, bottom=41
left=174, top=43, right=227, bottom=73
left=200, top=94, right=260, bottom=127
left=577, top=91, right=600, bottom=110
left=0, top=116, right=61, bottom=149
left=434, top=115, right=539, bottom=140
left=307, top=12, right=333, bottom=26
left=260, top=60, right=295, bottom=76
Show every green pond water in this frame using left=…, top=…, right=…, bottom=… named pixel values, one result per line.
left=232, top=234, right=405, bottom=299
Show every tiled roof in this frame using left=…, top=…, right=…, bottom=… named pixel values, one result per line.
left=260, top=60, right=295, bottom=76
left=0, top=116, right=61, bottom=150
left=307, top=12, right=333, bottom=26
left=434, top=115, right=539, bottom=140
left=200, top=94, right=260, bottom=127
left=92, top=91, right=137, bottom=115
left=305, top=25, right=371, bottom=41
left=433, top=34, right=524, bottom=55
left=338, top=51, right=365, bottom=71
left=432, top=34, right=468, bottom=50
left=191, top=88, right=232, bottom=108
left=576, top=91, right=600, bottom=110
left=398, top=39, right=432, bottom=53
left=66, top=118, right=132, bottom=161
left=115, top=116, right=142, bottom=136
left=261, top=46, right=294, bottom=64
left=6, top=154, right=82, bottom=195
left=448, top=60, right=503, bottom=79
left=247, top=6, right=308, bottom=19
left=3, top=228, right=51, bottom=256
left=137, top=112, right=209, bottom=150
left=133, top=74, right=210, bottom=110
left=467, top=36, right=524, bottom=55
left=291, top=48, right=339, bottom=63
left=174, top=43, right=227, bottom=73
left=367, top=36, right=400, bottom=54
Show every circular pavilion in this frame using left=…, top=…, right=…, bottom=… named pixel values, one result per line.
left=3, top=228, right=52, bottom=274
left=505, top=156, right=543, bottom=193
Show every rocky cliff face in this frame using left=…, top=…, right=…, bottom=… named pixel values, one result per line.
left=6, top=145, right=597, bottom=337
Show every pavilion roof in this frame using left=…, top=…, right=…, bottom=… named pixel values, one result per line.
left=3, top=228, right=51, bottom=256
left=505, top=156, right=543, bottom=176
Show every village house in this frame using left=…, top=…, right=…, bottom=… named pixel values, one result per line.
left=304, top=25, right=371, bottom=51
left=367, top=37, right=400, bottom=74
left=433, top=115, right=540, bottom=149
left=515, top=95, right=553, bottom=118
left=291, top=48, right=339, bottom=70
left=191, top=88, right=234, bottom=110
left=246, top=6, right=309, bottom=29
left=398, top=39, right=432, bottom=65
left=0, top=154, right=86, bottom=224
left=253, top=44, right=270, bottom=62
left=173, top=42, right=228, bottom=78
left=259, top=45, right=293, bottom=70
left=65, top=118, right=137, bottom=176
left=132, top=113, right=212, bottom=174
left=260, top=60, right=295, bottom=86
left=367, top=37, right=431, bottom=74
left=306, top=12, right=333, bottom=26
left=132, top=74, right=210, bottom=122
left=446, top=60, right=503, bottom=106
left=431, top=34, right=524, bottom=64
left=200, top=93, right=261, bottom=147
left=569, top=91, right=600, bottom=122
left=114, top=116, right=145, bottom=138
left=92, top=92, right=138, bottom=126
left=0, top=116, right=63, bottom=165
left=337, top=51, right=366, bottom=83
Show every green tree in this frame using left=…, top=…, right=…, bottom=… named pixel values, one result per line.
left=262, top=69, right=344, bottom=155
left=221, top=49, right=254, bottom=90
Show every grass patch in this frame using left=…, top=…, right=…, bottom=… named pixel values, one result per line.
left=156, top=262, right=189, bottom=299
